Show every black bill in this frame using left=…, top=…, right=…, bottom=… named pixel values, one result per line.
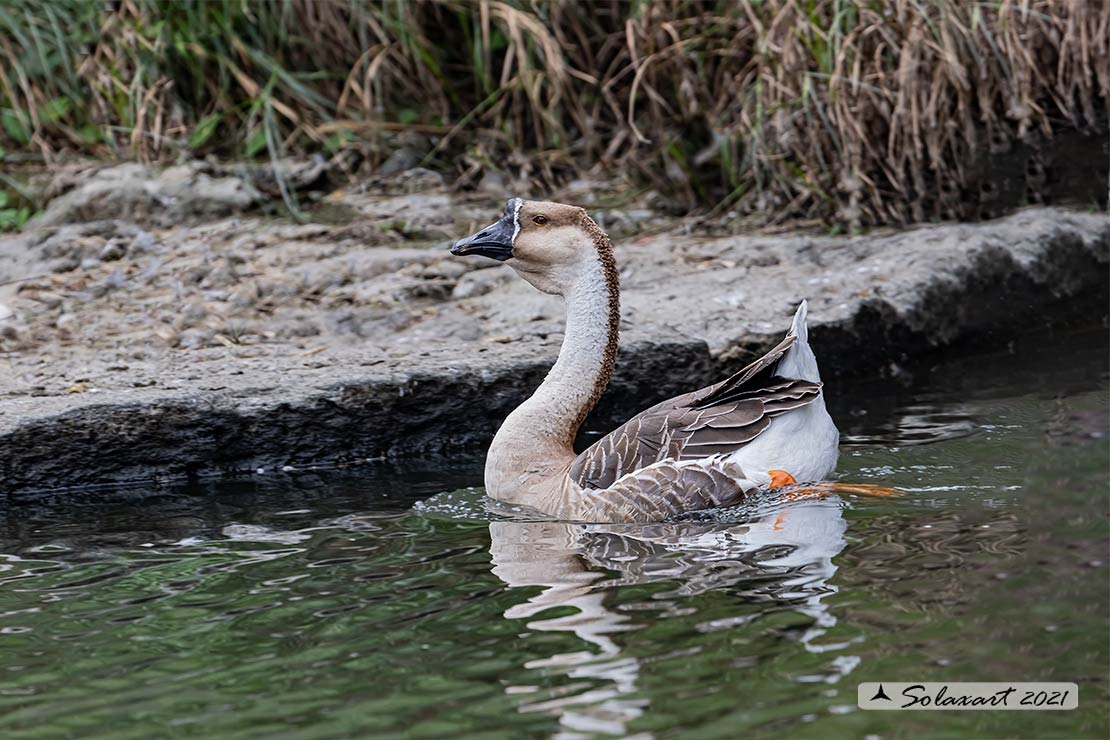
left=450, top=198, right=520, bottom=261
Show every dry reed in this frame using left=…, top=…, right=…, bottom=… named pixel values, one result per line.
left=1, top=0, right=1106, bottom=227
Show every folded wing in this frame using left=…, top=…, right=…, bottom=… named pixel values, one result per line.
left=569, top=333, right=821, bottom=490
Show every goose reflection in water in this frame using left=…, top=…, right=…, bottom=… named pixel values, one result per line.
left=488, top=495, right=852, bottom=738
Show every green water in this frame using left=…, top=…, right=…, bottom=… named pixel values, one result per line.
left=1, top=326, right=1107, bottom=739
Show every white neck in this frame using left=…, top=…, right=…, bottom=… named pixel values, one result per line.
left=485, top=253, right=618, bottom=496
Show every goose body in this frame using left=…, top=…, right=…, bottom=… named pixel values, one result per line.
left=451, top=199, right=839, bottom=523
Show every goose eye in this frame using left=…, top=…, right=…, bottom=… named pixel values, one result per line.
left=532, top=215, right=548, bottom=225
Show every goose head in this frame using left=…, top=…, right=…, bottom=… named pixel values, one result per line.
left=451, top=198, right=600, bottom=296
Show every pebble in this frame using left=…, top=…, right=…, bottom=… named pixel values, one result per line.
left=154, top=325, right=181, bottom=347
left=180, top=328, right=213, bottom=348
left=30, top=292, right=64, bottom=309
left=99, top=240, right=127, bottom=261
left=130, top=230, right=156, bottom=252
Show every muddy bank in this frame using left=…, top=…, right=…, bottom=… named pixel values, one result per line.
left=0, top=171, right=1106, bottom=493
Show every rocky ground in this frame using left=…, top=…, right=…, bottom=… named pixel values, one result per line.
left=0, top=162, right=1107, bottom=493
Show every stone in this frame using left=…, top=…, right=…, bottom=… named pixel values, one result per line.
left=26, top=162, right=264, bottom=229
left=0, top=201, right=1106, bottom=494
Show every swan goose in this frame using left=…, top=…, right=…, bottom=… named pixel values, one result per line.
left=451, top=198, right=840, bottom=523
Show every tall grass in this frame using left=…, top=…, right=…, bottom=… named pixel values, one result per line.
left=1, top=0, right=1106, bottom=226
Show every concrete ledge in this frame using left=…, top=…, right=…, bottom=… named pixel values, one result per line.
left=1, top=207, right=1106, bottom=494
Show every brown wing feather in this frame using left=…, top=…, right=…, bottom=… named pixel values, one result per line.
left=691, top=334, right=797, bottom=408
left=569, top=336, right=822, bottom=490
left=567, top=457, right=760, bottom=523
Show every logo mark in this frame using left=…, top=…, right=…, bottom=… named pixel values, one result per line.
left=870, top=684, right=892, bottom=702
left=858, top=682, right=1078, bottom=710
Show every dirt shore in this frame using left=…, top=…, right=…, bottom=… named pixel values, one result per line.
left=1, top=164, right=1106, bottom=493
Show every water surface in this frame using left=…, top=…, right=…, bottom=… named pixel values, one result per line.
left=1, top=326, right=1107, bottom=739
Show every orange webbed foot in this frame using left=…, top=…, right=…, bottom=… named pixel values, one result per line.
left=777, top=480, right=903, bottom=501
left=768, top=469, right=796, bottom=489
left=824, top=482, right=902, bottom=497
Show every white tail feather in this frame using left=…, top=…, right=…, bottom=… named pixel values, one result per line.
left=776, top=300, right=821, bottom=383
left=731, top=298, right=839, bottom=484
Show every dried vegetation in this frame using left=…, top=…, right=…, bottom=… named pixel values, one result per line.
left=1, top=0, right=1107, bottom=226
